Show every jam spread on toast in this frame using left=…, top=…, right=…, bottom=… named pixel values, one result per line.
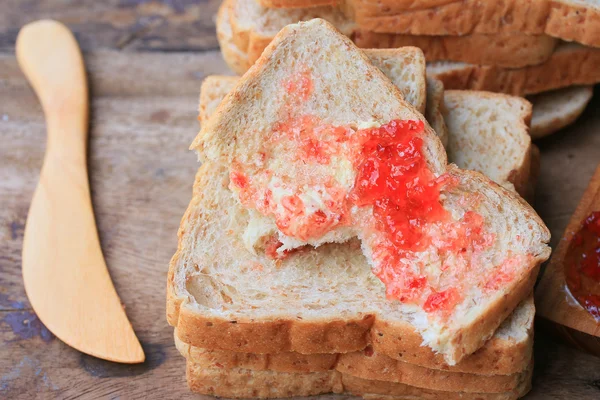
left=350, top=120, right=494, bottom=313
left=229, top=71, right=506, bottom=316
left=565, top=211, right=600, bottom=321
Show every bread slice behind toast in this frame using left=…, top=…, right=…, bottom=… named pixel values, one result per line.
left=528, top=86, right=594, bottom=139
left=225, top=0, right=561, bottom=69
left=354, top=31, right=558, bottom=68
left=217, top=2, right=252, bottom=75
left=352, top=0, right=600, bottom=48
left=427, top=43, right=600, bottom=96
left=230, top=0, right=355, bottom=65
left=442, top=90, right=532, bottom=197
left=425, top=77, right=448, bottom=148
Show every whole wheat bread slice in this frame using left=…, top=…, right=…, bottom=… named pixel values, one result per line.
left=176, top=297, right=534, bottom=378
left=442, top=91, right=532, bottom=197
left=204, top=48, right=428, bottom=120
left=427, top=43, right=600, bottom=96
left=528, top=86, right=594, bottom=139
left=176, top=311, right=531, bottom=393
left=364, top=48, right=427, bottom=114
left=352, top=0, right=600, bottom=48
left=424, top=77, right=448, bottom=148
left=217, top=2, right=252, bottom=75
left=198, top=77, right=532, bottom=199
left=353, top=31, right=558, bottom=68
left=186, top=361, right=533, bottom=399
left=171, top=19, right=549, bottom=365
left=175, top=302, right=535, bottom=375
left=229, top=0, right=355, bottom=65
left=225, top=0, right=562, bottom=69
left=193, top=74, right=537, bottom=376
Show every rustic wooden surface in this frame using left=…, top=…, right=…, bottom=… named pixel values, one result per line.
left=1, top=1, right=600, bottom=399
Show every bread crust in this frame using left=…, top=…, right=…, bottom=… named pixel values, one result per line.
left=352, top=0, right=550, bottom=35
left=425, top=77, right=448, bottom=148
left=354, top=31, right=557, bottom=69
left=371, top=245, right=541, bottom=368
left=176, top=333, right=530, bottom=393
left=529, top=86, right=594, bottom=139
left=186, top=363, right=343, bottom=397
left=225, top=0, right=560, bottom=69
left=167, top=167, right=548, bottom=364
left=427, top=44, right=600, bottom=96
left=185, top=362, right=533, bottom=399
left=353, top=0, right=600, bottom=48
left=546, top=1, right=600, bottom=48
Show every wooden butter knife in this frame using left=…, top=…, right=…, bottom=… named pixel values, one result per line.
left=17, top=20, right=145, bottom=363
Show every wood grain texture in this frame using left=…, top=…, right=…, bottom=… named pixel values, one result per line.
left=0, top=0, right=220, bottom=53
left=0, top=1, right=599, bottom=397
left=0, top=48, right=599, bottom=399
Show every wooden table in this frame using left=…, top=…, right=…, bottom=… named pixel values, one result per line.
left=1, top=1, right=599, bottom=399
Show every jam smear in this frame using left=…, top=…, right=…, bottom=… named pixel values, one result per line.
left=564, top=211, right=600, bottom=321
left=284, top=70, right=314, bottom=102
left=350, top=120, right=494, bottom=314
left=229, top=71, right=503, bottom=316
left=351, top=120, right=449, bottom=252
left=231, top=115, right=354, bottom=242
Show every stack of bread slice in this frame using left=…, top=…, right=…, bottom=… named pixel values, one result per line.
left=216, top=0, right=598, bottom=139
left=168, top=19, right=552, bottom=398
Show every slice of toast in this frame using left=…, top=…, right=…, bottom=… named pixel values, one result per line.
left=172, top=19, right=550, bottom=365
left=175, top=304, right=535, bottom=375
left=442, top=90, right=532, bottom=197
left=217, top=2, right=252, bottom=75
left=225, top=0, right=561, bottom=69
left=364, top=48, right=427, bottom=114
left=229, top=0, right=355, bottom=64
left=528, top=86, right=594, bottom=139
left=353, top=31, right=558, bottom=69
left=352, top=0, right=600, bottom=48
left=219, top=1, right=600, bottom=97
left=427, top=43, right=600, bottom=96
left=198, top=76, right=532, bottom=199
left=203, top=48, right=428, bottom=121
left=194, top=76, right=536, bottom=376
left=351, top=0, right=548, bottom=35
left=176, top=314, right=531, bottom=393
left=176, top=297, right=534, bottom=378
left=424, top=77, right=448, bottom=148
left=186, top=361, right=533, bottom=399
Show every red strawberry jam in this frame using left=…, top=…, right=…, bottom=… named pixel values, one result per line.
left=349, top=120, right=495, bottom=314
left=228, top=72, right=504, bottom=316
left=565, top=211, right=600, bottom=321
